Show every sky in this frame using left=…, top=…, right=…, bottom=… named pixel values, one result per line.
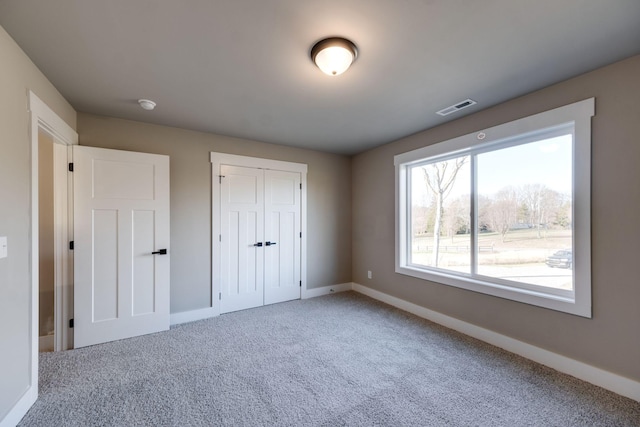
left=411, top=134, right=572, bottom=206
left=477, top=134, right=572, bottom=195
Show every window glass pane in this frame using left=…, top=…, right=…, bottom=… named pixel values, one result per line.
left=410, top=156, right=471, bottom=274
left=476, top=134, right=573, bottom=290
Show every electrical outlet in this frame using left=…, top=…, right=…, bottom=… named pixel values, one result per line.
left=367, top=270, right=372, bottom=279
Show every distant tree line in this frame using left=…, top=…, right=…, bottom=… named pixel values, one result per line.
left=414, top=160, right=570, bottom=267
left=413, top=183, right=571, bottom=243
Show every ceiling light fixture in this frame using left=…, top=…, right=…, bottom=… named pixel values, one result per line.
left=310, top=37, right=358, bottom=76
left=138, top=99, right=156, bottom=111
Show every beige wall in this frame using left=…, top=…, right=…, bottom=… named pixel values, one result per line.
left=77, top=113, right=352, bottom=314
left=38, top=131, right=55, bottom=337
left=0, top=25, right=76, bottom=420
left=352, top=55, right=640, bottom=381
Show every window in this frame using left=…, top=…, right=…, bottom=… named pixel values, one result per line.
left=395, top=99, right=594, bottom=317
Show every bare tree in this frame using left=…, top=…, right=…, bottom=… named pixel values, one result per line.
left=521, top=184, right=545, bottom=238
left=538, top=187, right=564, bottom=237
left=477, top=194, right=492, bottom=233
left=553, top=195, right=572, bottom=229
left=411, top=203, right=433, bottom=236
left=422, top=157, right=468, bottom=266
left=443, top=195, right=470, bottom=243
left=484, top=187, right=518, bottom=242
left=520, top=184, right=563, bottom=238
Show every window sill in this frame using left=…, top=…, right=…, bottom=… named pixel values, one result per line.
left=395, top=264, right=590, bottom=317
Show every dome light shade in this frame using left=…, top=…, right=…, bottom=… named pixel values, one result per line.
left=311, top=37, right=358, bottom=76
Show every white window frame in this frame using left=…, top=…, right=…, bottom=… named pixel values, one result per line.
left=394, top=98, right=594, bottom=317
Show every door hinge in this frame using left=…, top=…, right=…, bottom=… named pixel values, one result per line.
left=299, top=232, right=302, bottom=238
left=219, top=234, right=222, bottom=242
left=69, top=241, right=74, bottom=250
left=68, top=163, right=74, bottom=172
left=299, top=281, right=302, bottom=287
left=299, top=183, right=302, bottom=190
left=69, top=318, right=74, bottom=328
left=219, top=292, right=222, bottom=300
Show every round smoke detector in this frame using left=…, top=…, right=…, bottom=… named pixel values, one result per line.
left=138, top=99, right=156, bottom=111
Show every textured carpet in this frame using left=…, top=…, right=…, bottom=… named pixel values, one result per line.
left=19, top=292, right=640, bottom=426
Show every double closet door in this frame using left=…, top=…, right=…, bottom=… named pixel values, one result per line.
left=213, top=154, right=306, bottom=314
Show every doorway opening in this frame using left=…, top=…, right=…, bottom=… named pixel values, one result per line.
left=30, top=92, right=77, bottom=357
left=38, top=130, right=55, bottom=352
left=37, top=128, right=73, bottom=352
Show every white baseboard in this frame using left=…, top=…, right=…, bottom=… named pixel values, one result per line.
left=302, top=283, right=353, bottom=299
left=0, top=385, right=36, bottom=427
left=38, top=335, right=54, bottom=352
left=171, top=283, right=354, bottom=325
left=170, top=307, right=217, bottom=326
left=352, top=283, right=640, bottom=402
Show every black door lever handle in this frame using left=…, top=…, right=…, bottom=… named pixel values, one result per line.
left=152, top=249, right=167, bottom=255
left=253, top=242, right=263, bottom=247
left=266, top=241, right=277, bottom=246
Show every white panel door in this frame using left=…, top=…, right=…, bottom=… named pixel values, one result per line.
left=219, top=165, right=264, bottom=313
left=264, top=170, right=301, bottom=305
left=73, top=146, right=170, bottom=348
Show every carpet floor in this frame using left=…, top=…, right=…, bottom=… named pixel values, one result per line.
left=19, top=292, right=640, bottom=426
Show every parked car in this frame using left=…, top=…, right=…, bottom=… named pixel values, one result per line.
left=546, top=249, right=572, bottom=269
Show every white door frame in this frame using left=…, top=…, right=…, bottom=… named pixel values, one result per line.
left=10, top=91, right=78, bottom=426
left=52, top=141, right=74, bottom=352
left=210, top=152, right=307, bottom=316
left=30, top=93, right=77, bottom=353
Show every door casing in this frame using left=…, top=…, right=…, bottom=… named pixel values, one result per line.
left=9, top=91, right=78, bottom=427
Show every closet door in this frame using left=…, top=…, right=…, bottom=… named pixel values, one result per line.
left=219, top=165, right=264, bottom=313
left=213, top=152, right=307, bottom=315
left=264, top=170, right=301, bottom=305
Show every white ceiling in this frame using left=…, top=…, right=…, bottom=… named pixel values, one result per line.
left=1, top=1, right=639, bottom=155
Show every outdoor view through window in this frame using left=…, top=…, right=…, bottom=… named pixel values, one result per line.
left=409, top=130, right=573, bottom=291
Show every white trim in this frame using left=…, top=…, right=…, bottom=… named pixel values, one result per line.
left=352, top=283, right=640, bottom=402
left=63, top=145, right=74, bottom=350
left=0, top=387, right=37, bottom=427
left=210, top=152, right=308, bottom=314
left=13, top=91, right=77, bottom=427
left=300, top=172, right=308, bottom=305
left=170, top=307, right=218, bottom=326
left=209, top=152, right=308, bottom=173
left=394, top=98, right=594, bottom=317
left=39, top=335, right=54, bottom=352
left=170, top=282, right=353, bottom=325
left=302, top=283, right=354, bottom=299
left=394, top=99, right=595, bottom=165
left=52, top=143, right=73, bottom=351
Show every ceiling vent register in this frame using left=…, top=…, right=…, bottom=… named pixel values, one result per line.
left=436, top=99, right=477, bottom=116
